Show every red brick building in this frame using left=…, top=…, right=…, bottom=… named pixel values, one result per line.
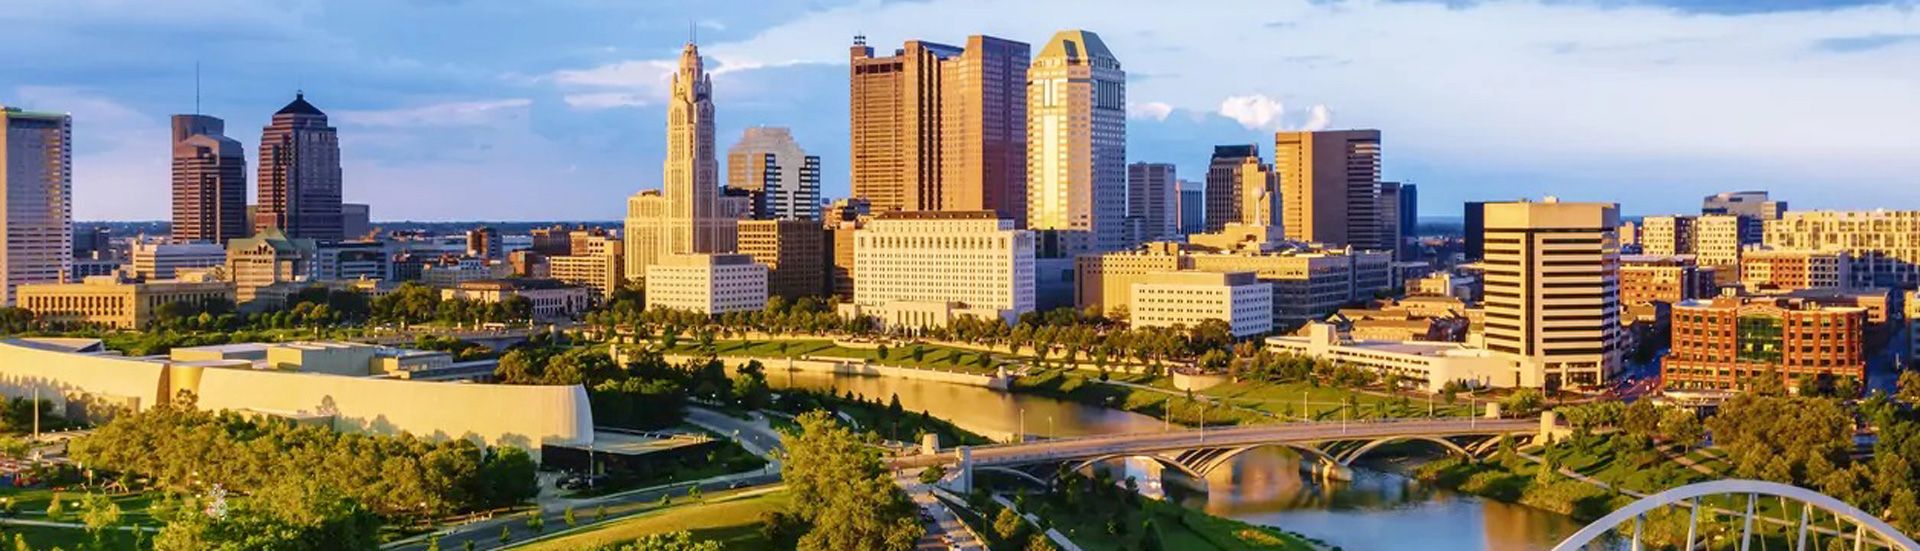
left=1661, top=296, right=1866, bottom=394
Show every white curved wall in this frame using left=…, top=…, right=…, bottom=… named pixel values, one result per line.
left=0, top=340, right=593, bottom=454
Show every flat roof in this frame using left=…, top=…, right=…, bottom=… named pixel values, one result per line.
left=549, top=431, right=713, bottom=456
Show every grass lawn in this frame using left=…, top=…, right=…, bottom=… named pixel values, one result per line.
left=1029, top=494, right=1316, bottom=551
left=0, top=487, right=165, bottom=527
left=1010, top=369, right=1264, bottom=427
left=0, top=523, right=147, bottom=550
left=515, top=489, right=788, bottom=551
left=1200, top=380, right=1479, bottom=420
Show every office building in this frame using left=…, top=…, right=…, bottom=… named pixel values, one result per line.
left=1663, top=296, right=1865, bottom=394
left=1480, top=198, right=1623, bottom=388
left=826, top=222, right=859, bottom=300
left=825, top=197, right=870, bottom=223
left=1269, top=323, right=1529, bottom=391
left=255, top=93, right=343, bottom=241
left=1126, top=162, right=1176, bottom=242
left=1694, top=214, right=1743, bottom=282
left=529, top=225, right=572, bottom=256
left=1741, top=249, right=1849, bottom=292
left=847, top=211, right=1034, bottom=328
left=419, top=260, right=502, bottom=288
left=130, top=241, right=226, bottom=280
left=1463, top=202, right=1486, bottom=262
left=1275, top=130, right=1386, bottom=250
left=848, top=35, right=1028, bottom=222
left=1618, top=221, right=1640, bottom=251
left=1764, top=210, right=1920, bottom=288
left=466, top=226, right=502, bottom=260
left=1075, top=243, right=1391, bottom=328
left=1378, top=182, right=1406, bottom=260
left=1129, top=271, right=1273, bottom=338
left=622, top=191, right=667, bottom=284
left=737, top=219, right=826, bottom=300
left=1702, top=191, right=1785, bottom=244
left=644, top=253, right=768, bottom=315
left=663, top=42, right=728, bottom=257
left=1908, top=290, right=1920, bottom=364
left=170, top=114, right=248, bottom=244
left=0, top=107, right=73, bottom=306
left=313, top=241, right=391, bottom=281
left=1640, top=215, right=1696, bottom=257
left=17, top=273, right=234, bottom=329
left=1397, top=183, right=1419, bottom=257
left=341, top=203, right=371, bottom=239
left=1177, top=183, right=1205, bottom=236
left=442, top=279, right=590, bottom=321
left=73, top=227, right=111, bottom=261
left=548, top=251, right=623, bottom=301
left=1618, top=255, right=1711, bottom=307
left=1027, top=30, right=1127, bottom=253
left=726, top=127, right=821, bottom=220
left=1203, top=145, right=1269, bottom=233
left=225, top=229, right=316, bottom=306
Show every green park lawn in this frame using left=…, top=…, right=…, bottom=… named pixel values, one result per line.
left=515, top=489, right=788, bottom=551
left=663, top=338, right=1011, bottom=375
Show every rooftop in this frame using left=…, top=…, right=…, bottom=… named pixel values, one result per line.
left=274, top=92, right=326, bottom=117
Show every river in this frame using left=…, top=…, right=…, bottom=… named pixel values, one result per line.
left=770, top=370, right=1585, bottom=550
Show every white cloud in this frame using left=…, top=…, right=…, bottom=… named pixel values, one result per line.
left=1217, top=94, right=1287, bottom=130
left=336, top=99, right=531, bottom=127
left=1300, top=104, right=1332, bottom=132
left=562, top=92, right=653, bottom=110
left=1128, top=101, right=1173, bottom=121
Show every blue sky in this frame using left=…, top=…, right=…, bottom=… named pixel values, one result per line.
left=2, top=0, right=1916, bottom=221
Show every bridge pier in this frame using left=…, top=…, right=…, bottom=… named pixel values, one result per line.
left=953, top=446, right=973, bottom=494
left=1299, top=457, right=1353, bottom=482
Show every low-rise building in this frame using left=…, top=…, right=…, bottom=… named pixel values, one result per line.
left=1267, top=322, right=1532, bottom=391
left=130, top=241, right=226, bottom=280
left=420, top=259, right=504, bottom=288
left=441, top=279, right=590, bottom=321
left=1740, top=249, right=1850, bottom=292
left=644, top=254, right=768, bottom=315
left=1619, top=255, right=1713, bottom=307
left=547, top=251, right=623, bottom=301
left=17, top=274, right=234, bottom=329
left=313, top=241, right=392, bottom=281
left=852, top=211, right=1034, bottom=328
left=1407, top=271, right=1480, bottom=302
left=736, top=219, right=826, bottom=300
left=1662, top=295, right=1866, bottom=394
left=1908, top=289, right=1920, bottom=362
left=1130, top=271, right=1273, bottom=338
left=225, top=229, right=315, bottom=306
left=1076, top=243, right=1391, bottom=329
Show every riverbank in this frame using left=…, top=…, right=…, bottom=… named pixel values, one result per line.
left=978, top=472, right=1324, bottom=551
left=1010, top=368, right=1487, bottom=429
left=769, top=387, right=993, bottom=446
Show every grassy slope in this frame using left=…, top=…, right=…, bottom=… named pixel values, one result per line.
left=515, top=490, right=788, bottom=551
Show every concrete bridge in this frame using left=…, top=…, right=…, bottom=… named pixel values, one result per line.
left=896, top=416, right=1551, bottom=492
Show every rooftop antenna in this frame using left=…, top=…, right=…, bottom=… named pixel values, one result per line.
left=194, top=61, right=201, bottom=115
left=689, top=20, right=696, bottom=45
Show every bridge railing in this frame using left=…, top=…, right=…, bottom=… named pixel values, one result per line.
left=947, top=416, right=1536, bottom=454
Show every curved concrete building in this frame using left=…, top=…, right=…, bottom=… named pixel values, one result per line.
left=0, top=339, right=591, bottom=456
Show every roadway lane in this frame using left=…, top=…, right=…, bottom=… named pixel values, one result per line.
left=383, top=475, right=781, bottom=551
left=685, top=407, right=785, bottom=458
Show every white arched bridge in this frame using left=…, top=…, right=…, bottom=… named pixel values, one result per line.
left=1556, top=479, right=1918, bottom=551
left=892, top=416, right=1546, bottom=490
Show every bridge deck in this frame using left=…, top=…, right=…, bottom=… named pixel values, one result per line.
left=894, top=418, right=1537, bottom=469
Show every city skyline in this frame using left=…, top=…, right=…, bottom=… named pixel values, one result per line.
left=2, top=0, right=1917, bottom=222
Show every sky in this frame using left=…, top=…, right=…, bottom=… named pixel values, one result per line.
left=2, top=0, right=1916, bottom=222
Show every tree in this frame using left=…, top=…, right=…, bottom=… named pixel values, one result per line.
left=526, top=509, right=545, bottom=533
left=630, top=530, right=724, bottom=551
left=1027, top=533, right=1060, bottom=551
left=44, top=493, right=64, bottom=522
left=993, top=507, right=1028, bottom=543
left=499, top=525, right=512, bottom=544
left=78, top=493, right=121, bottom=541
left=778, top=411, right=924, bottom=551
left=918, top=465, right=947, bottom=485
left=1658, top=407, right=1704, bottom=451
left=1898, top=370, right=1920, bottom=405
left=564, top=506, right=577, bottom=528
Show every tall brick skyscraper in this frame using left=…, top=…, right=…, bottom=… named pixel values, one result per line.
left=849, top=35, right=1028, bottom=222
left=171, top=114, right=247, bottom=244
left=255, top=93, right=343, bottom=241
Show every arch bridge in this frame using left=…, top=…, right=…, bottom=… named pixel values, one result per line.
left=1555, top=479, right=1918, bottom=551
left=894, top=416, right=1546, bottom=492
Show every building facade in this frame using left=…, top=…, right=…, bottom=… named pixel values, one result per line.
left=1480, top=199, right=1623, bottom=388
left=1129, top=271, right=1273, bottom=338
left=1618, top=255, right=1711, bottom=307
left=1662, top=296, right=1866, bottom=394
left=170, top=114, right=248, bottom=244
left=442, top=279, right=589, bottom=321
left=0, top=107, right=72, bottom=306
left=254, top=93, right=343, bottom=241
left=1764, top=210, right=1920, bottom=288
left=622, top=190, right=667, bottom=284
left=225, top=229, right=316, bottom=305
left=1125, top=162, right=1176, bottom=242
left=18, top=275, right=235, bottom=329
left=1075, top=243, right=1391, bottom=328
left=547, top=251, right=623, bottom=301
left=1268, top=323, right=1529, bottom=391
left=736, top=219, right=826, bottom=300
left=852, top=211, right=1034, bottom=327
left=849, top=35, right=1028, bottom=222
left=130, top=241, right=226, bottom=280
left=726, top=127, right=821, bottom=220
left=1177, top=184, right=1205, bottom=236
left=644, top=253, right=768, bottom=314
left=1640, top=215, right=1696, bottom=257
left=1740, top=249, right=1849, bottom=292
left=1026, top=30, right=1127, bottom=253
left=1274, top=129, right=1386, bottom=250
left=1693, top=214, right=1744, bottom=282
left=1702, top=191, right=1785, bottom=245
left=466, top=226, right=502, bottom=260
left=312, top=241, right=391, bottom=282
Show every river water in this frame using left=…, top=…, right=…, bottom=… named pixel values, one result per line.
left=770, top=370, right=1585, bottom=550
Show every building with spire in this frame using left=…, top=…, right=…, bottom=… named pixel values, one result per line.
left=0, top=107, right=73, bottom=306
left=1027, top=30, right=1127, bottom=253
left=171, top=114, right=248, bottom=244
left=663, top=43, right=728, bottom=255
left=255, top=93, right=344, bottom=242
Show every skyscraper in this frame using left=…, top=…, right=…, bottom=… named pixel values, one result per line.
left=1203, top=145, right=1265, bottom=233
left=1481, top=198, right=1623, bottom=388
left=1463, top=201, right=1486, bottom=261
left=1027, top=30, right=1127, bottom=253
left=1274, top=129, right=1383, bottom=249
left=726, top=127, right=821, bottom=220
left=664, top=43, right=727, bottom=256
left=623, top=190, right=667, bottom=283
left=1396, top=183, right=1419, bottom=260
left=1177, top=182, right=1205, bottom=236
left=1125, top=162, right=1176, bottom=242
left=0, top=107, right=73, bottom=305
left=1701, top=190, right=1785, bottom=245
left=848, top=35, right=1028, bottom=221
left=255, top=93, right=344, bottom=241
left=170, top=114, right=247, bottom=244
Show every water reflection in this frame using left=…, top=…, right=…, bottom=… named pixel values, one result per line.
left=769, top=370, right=1584, bottom=550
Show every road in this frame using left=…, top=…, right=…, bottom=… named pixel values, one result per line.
left=892, top=417, right=1539, bottom=470
left=685, top=407, right=785, bottom=459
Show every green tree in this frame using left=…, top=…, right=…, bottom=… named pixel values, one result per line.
left=1027, top=533, right=1060, bottom=551
left=43, top=494, right=64, bottom=522
left=1658, top=407, right=1705, bottom=451
left=78, top=493, right=121, bottom=542
left=564, top=506, right=577, bottom=528
left=993, top=507, right=1028, bottom=543
left=630, top=530, right=723, bottom=550
left=779, top=411, right=924, bottom=551
left=499, top=524, right=512, bottom=544
left=526, top=509, right=544, bottom=533
left=1898, top=370, right=1920, bottom=404
left=918, top=465, right=947, bottom=485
